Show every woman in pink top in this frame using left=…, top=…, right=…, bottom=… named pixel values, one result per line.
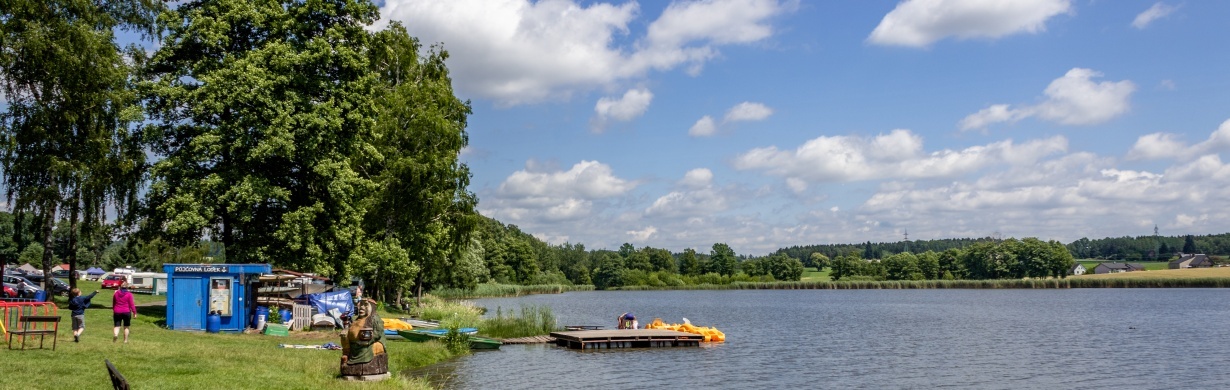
left=112, top=283, right=137, bottom=343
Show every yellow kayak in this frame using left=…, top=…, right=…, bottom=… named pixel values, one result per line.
left=645, top=318, right=725, bottom=342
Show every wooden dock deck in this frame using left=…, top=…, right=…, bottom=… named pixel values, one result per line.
left=501, top=335, right=556, bottom=344
left=549, top=329, right=703, bottom=350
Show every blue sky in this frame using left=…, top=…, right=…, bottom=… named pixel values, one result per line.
left=371, top=0, right=1230, bottom=255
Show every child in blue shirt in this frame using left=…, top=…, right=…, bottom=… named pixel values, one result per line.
left=68, top=288, right=99, bottom=342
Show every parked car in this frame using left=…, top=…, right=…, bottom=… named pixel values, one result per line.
left=22, top=272, right=45, bottom=283
left=47, top=278, right=71, bottom=296
left=101, top=274, right=127, bottom=289
left=2, top=283, right=18, bottom=298
left=2, top=275, right=43, bottom=298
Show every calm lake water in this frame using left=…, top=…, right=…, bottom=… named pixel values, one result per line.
left=404, top=289, right=1230, bottom=389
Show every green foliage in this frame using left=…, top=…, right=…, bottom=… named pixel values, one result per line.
left=680, top=248, right=701, bottom=276
left=362, top=22, right=478, bottom=300
left=17, top=242, right=46, bottom=265
left=883, top=252, right=923, bottom=281
left=441, top=325, right=471, bottom=355
left=807, top=252, right=830, bottom=270
left=709, top=243, right=737, bottom=276
left=140, top=0, right=380, bottom=279
left=591, top=252, right=626, bottom=290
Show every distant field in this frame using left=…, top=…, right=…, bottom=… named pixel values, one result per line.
left=1074, top=266, right=1230, bottom=280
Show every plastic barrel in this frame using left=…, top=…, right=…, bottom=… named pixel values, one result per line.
left=278, top=308, right=292, bottom=324
left=254, top=306, right=269, bottom=330
left=33, top=290, right=47, bottom=302
left=206, top=312, right=222, bottom=333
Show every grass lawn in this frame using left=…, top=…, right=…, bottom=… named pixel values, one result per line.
left=3, top=280, right=450, bottom=389
left=801, top=267, right=831, bottom=282
left=1073, top=266, right=1230, bottom=280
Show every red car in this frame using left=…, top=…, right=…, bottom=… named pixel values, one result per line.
left=101, top=274, right=127, bottom=289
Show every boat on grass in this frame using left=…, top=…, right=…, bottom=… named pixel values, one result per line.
left=395, top=329, right=502, bottom=349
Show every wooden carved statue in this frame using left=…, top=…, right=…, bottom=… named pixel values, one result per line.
left=339, top=297, right=388, bottom=380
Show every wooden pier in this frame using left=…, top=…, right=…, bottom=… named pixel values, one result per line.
left=501, top=335, right=556, bottom=345
left=549, top=329, right=703, bottom=350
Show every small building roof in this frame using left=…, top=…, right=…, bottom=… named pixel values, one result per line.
left=1096, top=262, right=1144, bottom=271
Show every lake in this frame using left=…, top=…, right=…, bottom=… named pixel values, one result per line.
left=404, top=289, right=1230, bottom=389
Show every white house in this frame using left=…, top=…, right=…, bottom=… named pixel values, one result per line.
left=1070, top=264, right=1086, bottom=276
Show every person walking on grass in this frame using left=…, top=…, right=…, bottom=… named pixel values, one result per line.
left=68, top=288, right=99, bottom=343
left=112, top=283, right=137, bottom=343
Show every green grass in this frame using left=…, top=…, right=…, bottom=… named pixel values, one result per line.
left=801, top=267, right=831, bottom=282
left=4, top=283, right=466, bottom=389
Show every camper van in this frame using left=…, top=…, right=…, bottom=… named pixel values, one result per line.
left=129, top=272, right=168, bottom=295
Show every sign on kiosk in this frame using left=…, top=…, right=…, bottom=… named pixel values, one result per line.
left=209, top=277, right=233, bottom=316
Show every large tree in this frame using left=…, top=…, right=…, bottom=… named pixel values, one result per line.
left=709, top=243, right=737, bottom=276
left=140, top=0, right=379, bottom=277
left=0, top=0, right=156, bottom=290
left=358, top=22, right=477, bottom=302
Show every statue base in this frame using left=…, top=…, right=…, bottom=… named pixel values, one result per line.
left=339, top=353, right=389, bottom=380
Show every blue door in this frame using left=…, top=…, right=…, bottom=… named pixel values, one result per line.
left=172, top=277, right=204, bottom=330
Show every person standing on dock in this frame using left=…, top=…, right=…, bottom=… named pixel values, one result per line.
left=617, top=313, right=638, bottom=329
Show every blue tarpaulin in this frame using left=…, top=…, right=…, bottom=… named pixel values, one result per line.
left=307, top=290, right=353, bottom=316
left=85, top=267, right=105, bottom=275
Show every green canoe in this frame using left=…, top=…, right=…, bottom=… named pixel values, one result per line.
left=395, top=330, right=503, bottom=350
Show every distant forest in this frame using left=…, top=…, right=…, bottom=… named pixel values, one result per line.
left=775, top=232, right=1230, bottom=262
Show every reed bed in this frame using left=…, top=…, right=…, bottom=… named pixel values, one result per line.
left=478, top=305, right=559, bottom=339
left=430, top=283, right=594, bottom=299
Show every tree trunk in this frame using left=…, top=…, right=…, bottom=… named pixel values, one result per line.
left=40, top=199, right=58, bottom=294
left=67, top=187, right=80, bottom=290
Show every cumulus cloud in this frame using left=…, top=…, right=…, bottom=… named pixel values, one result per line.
left=679, top=168, right=714, bottom=188
left=499, top=160, right=635, bottom=199
left=960, top=68, right=1135, bottom=131
left=868, top=0, right=1072, bottom=47
left=591, top=88, right=654, bottom=132
left=733, top=129, right=1067, bottom=183
left=689, top=115, right=718, bottom=137
left=644, top=168, right=734, bottom=219
left=377, top=0, right=792, bottom=105
left=724, top=102, right=774, bottom=122
left=483, top=160, right=637, bottom=223
left=1132, top=2, right=1178, bottom=29
left=1128, top=119, right=1230, bottom=161
left=690, top=101, right=773, bottom=137
left=626, top=226, right=658, bottom=241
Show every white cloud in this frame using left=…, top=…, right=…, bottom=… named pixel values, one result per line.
left=679, top=168, right=714, bottom=188
left=958, top=104, right=1030, bottom=131
left=645, top=188, right=729, bottom=218
left=377, top=0, right=792, bottom=105
left=689, top=115, right=718, bottom=137
left=691, top=101, right=773, bottom=137
left=723, top=102, right=773, bottom=122
left=960, top=68, right=1135, bottom=130
left=868, top=0, right=1072, bottom=47
left=591, top=88, right=654, bottom=132
left=1126, top=133, right=1187, bottom=160
left=626, top=226, right=658, bottom=241
left=1132, top=2, right=1178, bottom=29
left=733, top=129, right=1067, bottom=183
left=785, top=178, right=807, bottom=194
left=1128, top=119, right=1230, bottom=161
left=499, top=160, right=635, bottom=199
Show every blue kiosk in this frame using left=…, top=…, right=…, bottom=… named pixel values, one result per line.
left=164, top=263, right=271, bottom=332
